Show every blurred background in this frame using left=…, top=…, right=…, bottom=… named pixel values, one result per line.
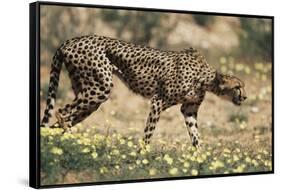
left=40, top=5, right=272, bottom=153
left=40, top=6, right=272, bottom=64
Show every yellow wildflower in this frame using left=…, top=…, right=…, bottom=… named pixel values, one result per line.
left=210, top=160, right=224, bottom=170
left=182, top=168, right=188, bottom=173
left=235, top=148, right=241, bottom=153
left=145, top=144, right=151, bottom=152
left=221, top=65, right=227, bottom=73
left=127, top=141, right=133, bottom=147
left=235, top=64, right=244, bottom=72
left=191, top=169, right=199, bottom=176
left=245, top=157, right=251, bottom=163
left=233, top=155, right=239, bottom=161
left=245, top=66, right=251, bottom=74
left=149, top=168, right=157, bottom=176
left=91, top=152, right=98, bottom=159
left=164, top=154, right=173, bottom=165
left=254, top=63, right=264, bottom=71
left=61, top=133, right=75, bottom=141
left=129, top=151, right=137, bottom=157
left=190, top=156, right=196, bottom=161
left=233, top=165, right=244, bottom=173
left=196, top=156, right=204, bottom=163
left=121, top=154, right=127, bottom=159
left=111, top=149, right=120, bottom=155
left=239, top=121, right=247, bottom=129
left=82, top=132, right=89, bottom=137
left=120, top=138, right=125, bottom=145
left=142, top=159, right=149, bottom=165
left=81, top=148, right=90, bottom=153
left=169, top=168, right=178, bottom=175
left=155, top=156, right=162, bottom=161
left=252, top=159, right=259, bottom=167
left=140, top=149, right=147, bottom=155
left=223, top=148, right=231, bottom=154
left=50, top=147, right=63, bottom=155
left=201, top=153, right=207, bottom=160
left=220, top=57, right=227, bottom=64
left=183, top=162, right=190, bottom=168
left=99, top=167, right=108, bottom=174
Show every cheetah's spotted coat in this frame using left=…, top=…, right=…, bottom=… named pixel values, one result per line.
left=42, top=35, right=247, bottom=148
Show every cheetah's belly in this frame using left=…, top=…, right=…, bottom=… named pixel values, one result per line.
left=120, top=69, right=157, bottom=98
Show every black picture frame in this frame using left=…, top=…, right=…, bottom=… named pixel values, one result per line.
left=30, top=1, right=274, bottom=188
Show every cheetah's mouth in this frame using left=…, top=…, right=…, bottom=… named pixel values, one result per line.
left=232, top=96, right=246, bottom=106
left=233, top=100, right=241, bottom=106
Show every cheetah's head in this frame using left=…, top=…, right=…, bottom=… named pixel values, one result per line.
left=215, top=73, right=247, bottom=106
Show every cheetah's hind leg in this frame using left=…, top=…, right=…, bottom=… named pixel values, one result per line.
left=55, top=111, right=70, bottom=132
left=48, top=102, right=73, bottom=132
left=47, top=111, right=70, bottom=134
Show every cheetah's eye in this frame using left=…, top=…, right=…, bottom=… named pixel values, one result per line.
left=234, top=86, right=240, bottom=90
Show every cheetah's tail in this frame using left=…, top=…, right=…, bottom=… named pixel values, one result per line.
left=41, top=49, right=64, bottom=127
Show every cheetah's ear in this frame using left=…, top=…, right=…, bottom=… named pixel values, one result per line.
left=215, top=72, right=226, bottom=90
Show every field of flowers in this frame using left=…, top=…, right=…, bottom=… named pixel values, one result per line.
left=40, top=125, right=272, bottom=185
left=40, top=59, right=273, bottom=185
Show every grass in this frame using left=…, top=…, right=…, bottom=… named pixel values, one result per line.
left=40, top=126, right=272, bottom=185
left=229, top=112, right=248, bottom=123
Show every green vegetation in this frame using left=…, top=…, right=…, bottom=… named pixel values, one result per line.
left=41, top=127, right=272, bottom=185
left=238, top=18, right=272, bottom=61
left=229, top=112, right=248, bottom=123
left=193, top=15, right=215, bottom=27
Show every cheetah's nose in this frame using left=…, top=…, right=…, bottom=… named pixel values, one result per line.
left=242, top=96, right=247, bottom=101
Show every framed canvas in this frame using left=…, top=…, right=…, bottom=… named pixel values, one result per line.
left=29, top=1, right=274, bottom=188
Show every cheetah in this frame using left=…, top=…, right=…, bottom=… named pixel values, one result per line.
left=41, top=35, right=247, bottom=148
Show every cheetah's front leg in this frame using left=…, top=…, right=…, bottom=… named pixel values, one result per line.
left=180, top=103, right=202, bottom=149
left=142, top=96, right=168, bottom=145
